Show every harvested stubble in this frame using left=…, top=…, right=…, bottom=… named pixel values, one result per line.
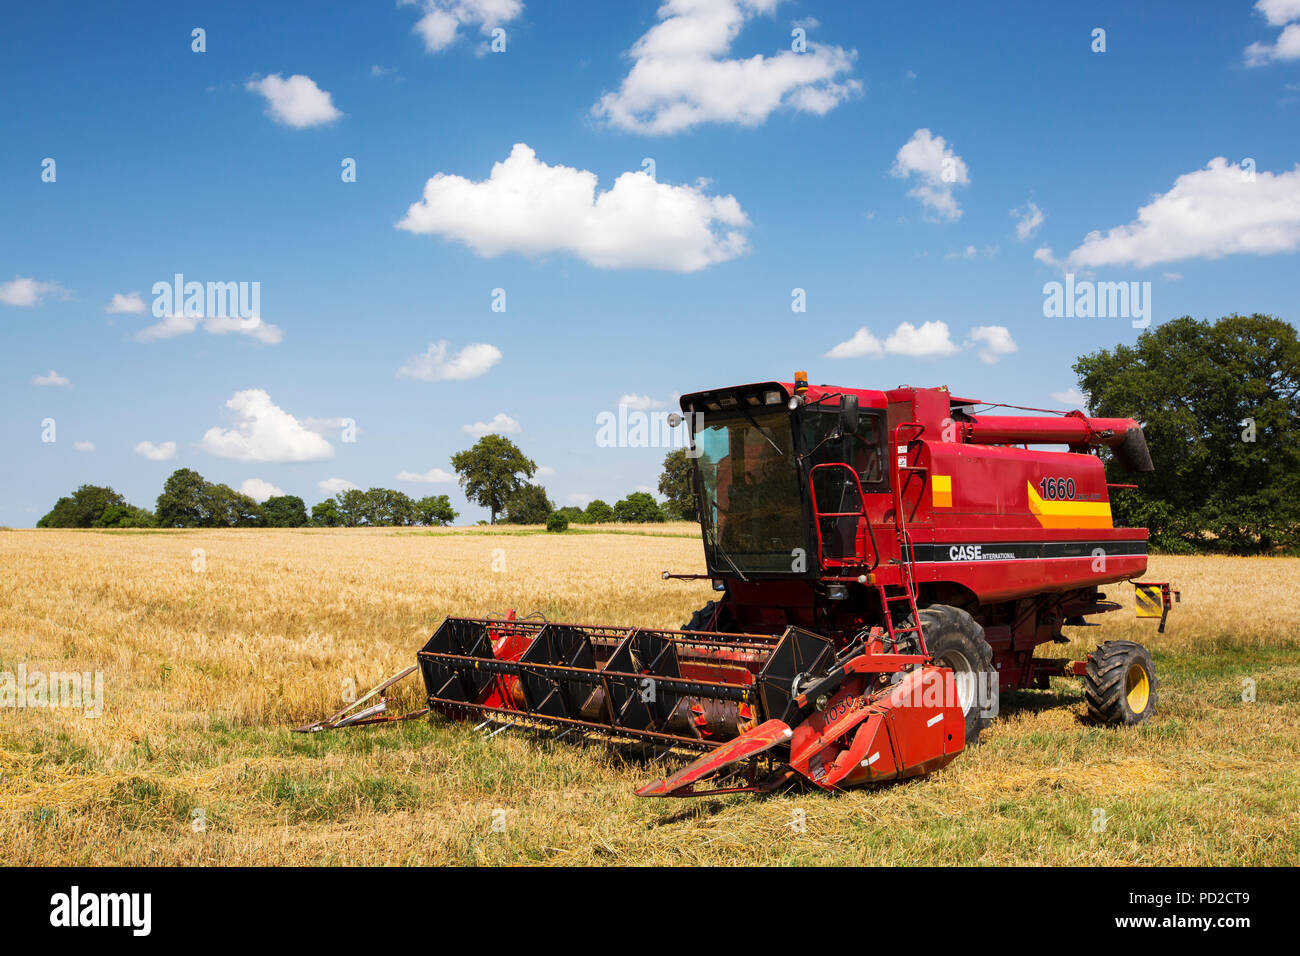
left=1, top=527, right=1297, bottom=865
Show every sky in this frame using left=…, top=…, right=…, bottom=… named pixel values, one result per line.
left=2, top=0, right=1298, bottom=526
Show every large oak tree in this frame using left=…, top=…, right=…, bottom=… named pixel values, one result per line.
left=450, top=435, right=536, bottom=524
left=1075, top=314, right=1299, bottom=553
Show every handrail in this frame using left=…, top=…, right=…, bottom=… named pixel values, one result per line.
left=888, top=422, right=927, bottom=599
left=808, top=462, right=879, bottom=571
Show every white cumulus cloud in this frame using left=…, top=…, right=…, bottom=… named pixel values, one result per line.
left=199, top=389, right=335, bottom=462
left=32, top=370, right=70, bottom=386
left=965, top=325, right=1018, bottom=364
left=1032, top=246, right=1064, bottom=270
left=1246, top=0, right=1300, bottom=64
left=1051, top=158, right=1300, bottom=269
left=301, top=417, right=356, bottom=439
left=461, top=412, right=520, bottom=436
left=134, top=313, right=199, bottom=341
left=404, top=0, right=523, bottom=52
left=884, top=321, right=959, bottom=358
left=0, top=277, right=68, bottom=307
left=396, top=467, right=456, bottom=483
left=892, top=129, right=970, bottom=222
left=134, top=312, right=283, bottom=344
left=239, top=478, right=284, bottom=502
left=1052, top=387, right=1089, bottom=408
left=106, top=291, right=146, bottom=313
left=591, top=0, right=860, bottom=134
left=318, top=477, right=359, bottom=495
left=535, top=465, right=556, bottom=477
left=1248, top=28, right=1300, bottom=66
left=396, top=143, right=750, bottom=272
left=826, top=321, right=959, bottom=360
left=203, top=315, right=283, bottom=345
left=1258, top=0, right=1300, bottom=25
left=1012, top=201, right=1045, bottom=240
left=825, top=327, right=883, bottom=359
left=135, top=440, right=177, bottom=461
left=398, top=340, right=501, bottom=381
left=246, top=74, right=342, bottom=128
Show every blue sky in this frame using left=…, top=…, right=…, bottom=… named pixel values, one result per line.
left=2, top=0, right=1298, bottom=526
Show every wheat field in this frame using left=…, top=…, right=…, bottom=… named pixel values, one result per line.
left=1, top=526, right=1297, bottom=866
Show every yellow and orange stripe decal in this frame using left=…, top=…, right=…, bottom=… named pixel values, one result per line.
left=1026, top=481, right=1113, bottom=529
left=931, top=474, right=952, bottom=508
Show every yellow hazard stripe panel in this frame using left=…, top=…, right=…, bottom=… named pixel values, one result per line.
left=932, top=474, right=952, bottom=508
left=1026, top=481, right=1113, bottom=529
left=1134, top=584, right=1163, bottom=617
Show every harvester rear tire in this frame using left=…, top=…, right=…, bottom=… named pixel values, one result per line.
left=917, top=605, right=995, bottom=746
left=1083, top=640, right=1157, bottom=726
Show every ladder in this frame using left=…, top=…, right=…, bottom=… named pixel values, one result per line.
left=878, top=422, right=928, bottom=655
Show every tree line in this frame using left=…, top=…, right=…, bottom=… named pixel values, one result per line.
left=38, top=468, right=459, bottom=529
left=36, top=439, right=696, bottom=531
left=449, top=433, right=694, bottom=530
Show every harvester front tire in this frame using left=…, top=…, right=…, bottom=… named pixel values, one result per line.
left=917, top=605, right=995, bottom=746
left=1084, top=640, right=1157, bottom=726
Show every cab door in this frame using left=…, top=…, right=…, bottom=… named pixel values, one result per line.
left=801, top=407, right=889, bottom=569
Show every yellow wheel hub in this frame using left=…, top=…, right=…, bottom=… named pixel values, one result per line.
left=1125, top=662, right=1150, bottom=713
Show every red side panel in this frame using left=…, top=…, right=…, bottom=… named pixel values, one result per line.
left=787, top=666, right=964, bottom=790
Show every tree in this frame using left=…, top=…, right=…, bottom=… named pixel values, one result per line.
left=311, top=499, right=342, bottom=527
left=546, top=512, right=569, bottom=533
left=361, top=487, right=417, bottom=526
left=154, top=469, right=267, bottom=527
left=415, top=495, right=458, bottom=526
left=94, top=503, right=154, bottom=528
left=203, top=483, right=264, bottom=527
left=554, top=505, right=586, bottom=524
left=658, top=448, right=697, bottom=520
left=156, top=469, right=210, bottom=527
left=335, top=488, right=370, bottom=526
left=262, top=495, right=308, bottom=527
left=389, top=490, right=418, bottom=526
left=1074, top=314, right=1300, bottom=553
left=38, top=484, right=130, bottom=527
left=318, top=487, right=424, bottom=527
left=451, top=435, right=536, bottom=524
left=614, top=492, right=665, bottom=523
left=584, top=499, right=615, bottom=523
left=505, top=484, right=553, bottom=524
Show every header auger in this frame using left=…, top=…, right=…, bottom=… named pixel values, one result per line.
left=300, top=378, right=1176, bottom=797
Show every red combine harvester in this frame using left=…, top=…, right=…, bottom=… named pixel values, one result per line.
left=412, top=377, right=1175, bottom=797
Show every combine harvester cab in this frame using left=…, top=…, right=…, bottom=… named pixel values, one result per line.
left=380, top=375, right=1174, bottom=797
